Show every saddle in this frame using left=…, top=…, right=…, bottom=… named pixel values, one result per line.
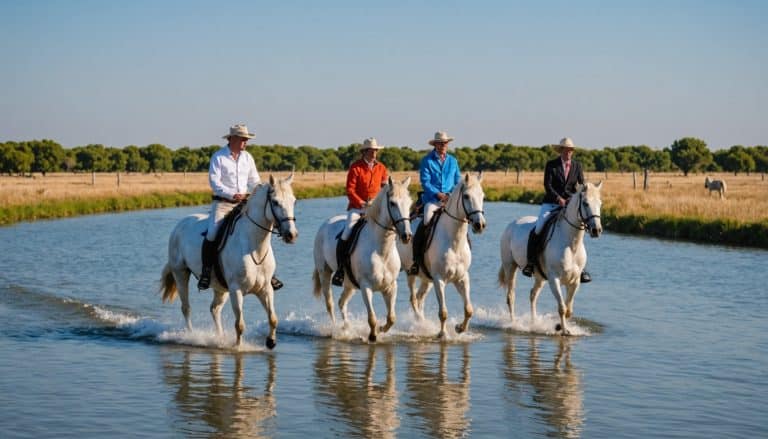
left=411, top=209, right=444, bottom=280
left=334, top=218, right=368, bottom=289
left=530, top=207, right=563, bottom=280
left=202, top=201, right=247, bottom=288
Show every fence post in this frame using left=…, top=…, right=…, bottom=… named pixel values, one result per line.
left=91, top=171, right=96, bottom=186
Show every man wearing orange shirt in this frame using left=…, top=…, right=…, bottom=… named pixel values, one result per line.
left=332, top=137, right=389, bottom=286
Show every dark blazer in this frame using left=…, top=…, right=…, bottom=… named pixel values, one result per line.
left=543, top=157, right=584, bottom=204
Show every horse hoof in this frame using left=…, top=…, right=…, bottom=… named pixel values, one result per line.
left=555, top=323, right=562, bottom=332
left=368, top=334, right=377, bottom=343
left=266, top=337, right=276, bottom=350
left=455, top=324, right=465, bottom=334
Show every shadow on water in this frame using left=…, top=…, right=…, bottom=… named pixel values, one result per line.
left=313, top=340, right=400, bottom=438
left=160, top=347, right=277, bottom=438
left=502, top=334, right=584, bottom=438
left=404, top=342, right=472, bottom=439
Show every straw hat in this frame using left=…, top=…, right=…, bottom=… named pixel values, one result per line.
left=429, top=131, right=454, bottom=146
left=555, top=137, right=575, bottom=151
left=359, top=137, right=382, bottom=152
left=223, top=124, right=256, bottom=139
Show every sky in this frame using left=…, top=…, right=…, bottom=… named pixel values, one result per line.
left=1, top=0, right=766, bottom=151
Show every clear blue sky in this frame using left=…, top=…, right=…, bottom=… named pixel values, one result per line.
left=1, top=0, right=766, bottom=150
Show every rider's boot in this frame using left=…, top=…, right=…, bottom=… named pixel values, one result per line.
left=522, top=229, right=539, bottom=277
left=331, top=238, right=347, bottom=286
left=198, top=239, right=216, bottom=290
left=407, top=222, right=425, bottom=275
left=580, top=269, right=592, bottom=283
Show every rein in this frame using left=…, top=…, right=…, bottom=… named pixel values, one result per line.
left=561, top=191, right=600, bottom=231
left=243, top=187, right=296, bottom=238
left=442, top=184, right=484, bottom=224
left=371, top=190, right=409, bottom=233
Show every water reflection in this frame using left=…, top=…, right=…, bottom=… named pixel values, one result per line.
left=161, top=349, right=276, bottom=437
left=503, top=336, right=584, bottom=438
left=313, top=341, right=400, bottom=438
left=404, top=343, right=472, bottom=438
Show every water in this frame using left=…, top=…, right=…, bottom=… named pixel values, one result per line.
left=1, top=198, right=766, bottom=438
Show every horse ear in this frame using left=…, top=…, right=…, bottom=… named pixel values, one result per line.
left=575, top=183, right=585, bottom=192
left=402, top=175, right=411, bottom=188
left=388, top=176, right=393, bottom=187
left=464, top=172, right=470, bottom=183
left=269, top=174, right=275, bottom=186
left=285, top=172, right=294, bottom=185
left=477, top=170, right=483, bottom=182
left=594, top=180, right=603, bottom=190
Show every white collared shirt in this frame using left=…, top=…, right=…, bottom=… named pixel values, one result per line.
left=208, top=145, right=261, bottom=199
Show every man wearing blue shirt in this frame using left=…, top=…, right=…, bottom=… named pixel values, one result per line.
left=408, top=131, right=462, bottom=275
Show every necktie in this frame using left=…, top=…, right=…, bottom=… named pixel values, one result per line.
left=564, top=161, right=571, bottom=177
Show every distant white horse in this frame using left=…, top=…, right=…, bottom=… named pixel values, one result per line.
left=397, top=173, right=487, bottom=338
left=498, top=182, right=603, bottom=335
left=704, top=176, right=727, bottom=199
left=312, top=176, right=412, bottom=342
left=160, top=174, right=298, bottom=349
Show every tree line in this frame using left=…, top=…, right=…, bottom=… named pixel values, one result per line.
left=1, top=137, right=766, bottom=176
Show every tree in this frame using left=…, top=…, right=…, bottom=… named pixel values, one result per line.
left=124, top=145, right=149, bottom=173
left=172, top=146, right=200, bottom=172
left=378, top=147, right=407, bottom=171
left=0, top=142, right=34, bottom=175
left=29, top=139, right=64, bottom=175
left=669, top=137, right=711, bottom=176
left=106, top=147, right=127, bottom=172
left=141, top=144, right=173, bottom=173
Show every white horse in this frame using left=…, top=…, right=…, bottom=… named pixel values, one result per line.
left=397, top=173, right=487, bottom=338
left=312, top=176, right=412, bottom=342
left=498, top=182, right=603, bottom=335
left=704, top=176, right=727, bottom=199
left=160, top=174, right=298, bottom=349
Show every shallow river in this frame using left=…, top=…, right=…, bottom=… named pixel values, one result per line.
left=1, top=197, right=766, bottom=438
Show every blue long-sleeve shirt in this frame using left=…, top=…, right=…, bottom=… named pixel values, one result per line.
left=419, top=150, right=461, bottom=204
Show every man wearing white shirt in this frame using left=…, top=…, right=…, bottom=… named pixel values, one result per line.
left=198, top=124, right=282, bottom=291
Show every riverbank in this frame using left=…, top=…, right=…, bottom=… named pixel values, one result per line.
left=2, top=171, right=767, bottom=248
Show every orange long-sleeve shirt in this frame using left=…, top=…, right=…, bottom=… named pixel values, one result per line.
left=346, top=159, right=389, bottom=210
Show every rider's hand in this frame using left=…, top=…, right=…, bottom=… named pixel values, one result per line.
left=557, top=196, right=567, bottom=207
left=233, top=193, right=245, bottom=202
left=437, top=193, right=449, bottom=203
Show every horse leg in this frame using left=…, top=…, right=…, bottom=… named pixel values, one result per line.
left=415, top=278, right=432, bottom=320
left=360, top=285, right=379, bottom=343
left=210, top=289, right=229, bottom=336
left=229, top=288, right=246, bottom=347
left=174, top=269, right=192, bottom=330
left=320, top=268, right=336, bottom=325
left=433, top=277, right=449, bottom=339
left=565, top=282, right=579, bottom=319
left=407, top=274, right=420, bottom=319
left=380, top=284, right=397, bottom=334
left=503, top=262, right=518, bottom=321
left=338, top=284, right=356, bottom=330
left=547, top=278, right=570, bottom=335
left=256, top=288, right=278, bottom=350
left=454, top=275, right=473, bottom=334
left=529, top=278, right=546, bottom=322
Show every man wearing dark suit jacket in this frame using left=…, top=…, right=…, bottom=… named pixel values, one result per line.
left=522, top=137, right=592, bottom=283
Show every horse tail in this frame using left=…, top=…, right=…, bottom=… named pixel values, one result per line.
left=160, top=263, right=178, bottom=303
left=312, top=269, right=321, bottom=298
left=498, top=264, right=508, bottom=287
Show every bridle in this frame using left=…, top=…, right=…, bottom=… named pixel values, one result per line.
left=562, top=191, right=600, bottom=231
left=243, top=186, right=296, bottom=238
left=443, top=184, right=484, bottom=224
left=371, top=190, right=410, bottom=233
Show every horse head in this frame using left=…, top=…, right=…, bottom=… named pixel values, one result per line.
left=571, top=181, right=603, bottom=238
left=452, top=172, right=486, bottom=234
left=370, top=176, right=413, bottom=244
left=246, top=174, right=298, bottom=243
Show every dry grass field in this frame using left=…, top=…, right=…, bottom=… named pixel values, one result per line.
left=2, top=170, right=767, bottom=224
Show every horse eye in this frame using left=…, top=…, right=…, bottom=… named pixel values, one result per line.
left=463, top=194, right=469, bottom=199
left=389, top=201, right=396, bottom=207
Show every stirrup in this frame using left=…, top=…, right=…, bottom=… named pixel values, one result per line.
left=521, top=263, right=534, bottom=278
left=271, top=276, right=284, bottom=291
left=197, top=269, right=211, bottom=290
left=580, top=271, right=592, bottom=283
left=331, top=270, right=344, bottom=286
